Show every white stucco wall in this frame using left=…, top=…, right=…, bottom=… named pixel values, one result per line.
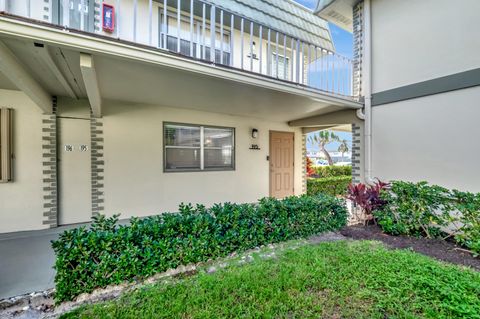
left=0, top=90, right=45, bottom=233
left=371, top=0, right=480, bottom=93
left=371, top=86, right=480, bottom=192
left=102, top=101, right=303, bottom=219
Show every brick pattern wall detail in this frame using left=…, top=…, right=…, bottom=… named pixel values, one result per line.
left=90, top=117, right=105, bottom=216
left=351, top=123, right=361, bottom=184
left=94, top=0, right=102, bottom=32
left=43, top=0, right=50, bottom=22
left=42, top=97, right=58, bottom=227
left=352, top=1, right=364, bottom=101
left=301, top=133, right=307, bottom=194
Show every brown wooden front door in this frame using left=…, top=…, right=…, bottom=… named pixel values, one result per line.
left=269, top=131, right=294, bottom=198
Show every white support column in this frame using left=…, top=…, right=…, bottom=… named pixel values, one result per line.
left=79, top=53, right=102, bottom=118
left=0, top=41, right=52, bottom=114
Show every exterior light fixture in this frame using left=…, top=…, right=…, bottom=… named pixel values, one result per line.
left=247, top=41, right=259, bottom=60
left=252, top=128, right=259, bottom=138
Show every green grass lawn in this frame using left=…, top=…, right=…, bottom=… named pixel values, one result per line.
left=61, top=241, right=480, bottom=319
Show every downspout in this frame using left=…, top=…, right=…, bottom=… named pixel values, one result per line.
left=356, top=0, right=374, bottom=185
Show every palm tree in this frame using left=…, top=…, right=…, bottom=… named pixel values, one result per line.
left=338, top=139, right=350, bottom=161
left=307, top=131, right=339, bottom=165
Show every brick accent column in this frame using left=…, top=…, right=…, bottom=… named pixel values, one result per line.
left=352, top=1, right=364, bottom=101
left=90, top=117, right=105, bottom=216
left=301, top=133, right=307, bottom=194
left=43, top=0, right=51, bottom=22
left=94, top=0, right=102, bottom=32
left=42, top=97, right=58, bottom=228
left=351, top=123, right=362, bottom=184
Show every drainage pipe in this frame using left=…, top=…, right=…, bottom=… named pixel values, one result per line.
left=356, top=0, right=374, bottom=185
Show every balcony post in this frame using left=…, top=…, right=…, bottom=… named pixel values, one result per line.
left=275, top=31, right=279, bottom=78
left=249, top=21, right=253, bottom=71
left=267, top=28, right=271, bottom=76
left=62, top=0, right=69, bottom=27
left=177, top=0, right=181, bottom=53
left=230, top=14, right=234, bottom=66
left=190, top=0, right=194, bottom=57
left=283, top=34, right=286, bottom=80
left=220, top=10, right=224, bottom=64
left=258, top=25, right=262, bottom=74
left=149, top=0, right=153, bottom=45
left=80, top=0, right=85, bottom=30
left=290, top=37, right=294, bottom=81
left=240, top=18, right=244, bottom=69
left=133, top=0, right=137, bottom=42
left=202, top=3, right=206, bottom=59
left=210, top=5, right=215, bottom=62
left=116, top=0, right=121, bottom=38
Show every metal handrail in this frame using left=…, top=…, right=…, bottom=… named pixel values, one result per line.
left=1, top=0, right=355, bottom=98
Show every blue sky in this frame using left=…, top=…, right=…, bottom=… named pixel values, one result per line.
left=307, top=131, right=352, bottom=152
left=293, top=0, right=354, bottom=152
left=293, top=0, right=353, bottom=58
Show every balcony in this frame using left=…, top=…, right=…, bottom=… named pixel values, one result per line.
left=0, top=0, right=355, bottom=100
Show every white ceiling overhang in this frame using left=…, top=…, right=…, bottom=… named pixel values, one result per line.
left=0, top=16, right=361, bottom=122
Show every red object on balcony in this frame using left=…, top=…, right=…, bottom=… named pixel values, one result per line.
left=102, top=4, right=115, bottom=33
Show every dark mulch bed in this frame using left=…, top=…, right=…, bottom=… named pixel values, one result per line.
left=341, top=225, right=480, bottom=271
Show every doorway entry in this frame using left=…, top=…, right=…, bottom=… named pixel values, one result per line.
left=269, top=131, right=294, bottom=198
left=58, top=117, right=92, bottom=225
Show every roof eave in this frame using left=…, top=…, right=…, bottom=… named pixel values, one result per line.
left=314, top=0, right=358, bottom=33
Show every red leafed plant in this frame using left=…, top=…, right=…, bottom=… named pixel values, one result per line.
left=306, top=157, right=316, bottom=177
left=347, top=180, right=389, bottom=222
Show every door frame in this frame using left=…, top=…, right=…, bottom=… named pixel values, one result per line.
left=269, top=130, right=294, bottom=197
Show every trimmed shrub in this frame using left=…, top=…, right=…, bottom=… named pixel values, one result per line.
left=307, top=176, right=351, bottom=197
left=374, top=181, right=480, bottom=255
left=313, top=165, right=352, bottom=178
left=52, top=194, right=348, bottom=302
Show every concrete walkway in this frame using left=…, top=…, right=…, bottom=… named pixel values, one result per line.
left=0, top=220, right=132, bottom=300
left=0, top=228, right=61, bottom=300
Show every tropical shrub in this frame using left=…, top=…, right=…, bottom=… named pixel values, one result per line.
left=373, top=181, right=480, bottom=255
left=313, top=165, right=352, bottom=178
left=306, top=157, right=315, bottom=177
left=52, top=194, right=348, bottom=302
left=307, top=176, right=351, bottom=197
left=346, top=180, right=389, bottom=221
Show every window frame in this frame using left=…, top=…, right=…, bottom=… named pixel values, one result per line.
left=159, top=9, right=232, bottom=65
left=163, top=122, right=235, bottom=173
left=271, top=52, right=290, bottom=80
left=0, top=108, right=13, bottom=183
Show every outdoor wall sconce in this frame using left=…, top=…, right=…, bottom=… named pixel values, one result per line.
left=250, top=128, right=260, bottom=150
left=247, top=42, right=259, bottom=60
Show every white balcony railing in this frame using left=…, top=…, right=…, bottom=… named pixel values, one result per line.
left=1, top=0, right=354, bottom=98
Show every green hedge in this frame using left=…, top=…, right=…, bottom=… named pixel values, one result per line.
left=313, top=165, right=352, bottom=178
left=374, top=181, right=480, bottom=255
left=307, top=176, right=352, bottom=197
left=52, top=194, right=348, bottom=302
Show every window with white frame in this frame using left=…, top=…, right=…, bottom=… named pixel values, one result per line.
left=0, top=108, right=13, bottom=183
left=271, top=53, right=290, bottom=80
left=164, top=123, right=234, bottom=172
left=159, top=11, right=231, bottom=65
